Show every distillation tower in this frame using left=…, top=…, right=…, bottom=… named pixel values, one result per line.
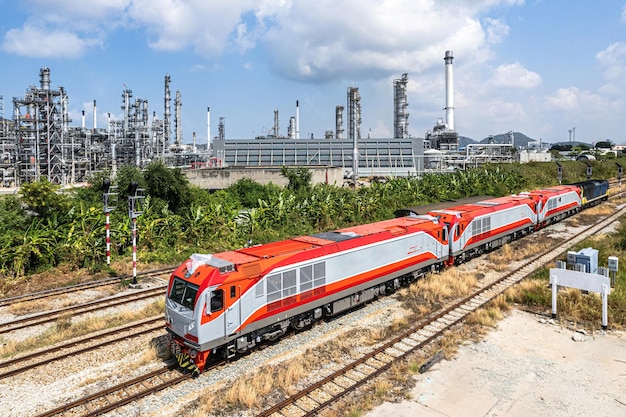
left=393, top=73, right=409, bottom=139
left=347, top=86, right=361, bottom=140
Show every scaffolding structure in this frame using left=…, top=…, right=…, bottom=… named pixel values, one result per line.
left=0, top=68, right=210, bottom=188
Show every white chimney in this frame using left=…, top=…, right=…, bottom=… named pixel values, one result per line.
left=296, top=100, right=300, bottom=139
left=444, top=50, right=454, bottom=131
left=207, top=106, right=211, bottom=150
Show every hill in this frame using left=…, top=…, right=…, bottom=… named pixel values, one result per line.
left=459, top=132, right=539, bottom=149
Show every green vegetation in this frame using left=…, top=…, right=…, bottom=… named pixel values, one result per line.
left=0, top=158, right=624, bottom=286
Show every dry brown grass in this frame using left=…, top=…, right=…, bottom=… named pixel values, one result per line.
left=224, top=378, right=259, bottom=408
left=372, top=379, right=393, bottom=399
left=0, top=299, right=165, bottom=359
left=117, top=345, right=160, bottom=374
left=403, top=268, right=478, bottom=308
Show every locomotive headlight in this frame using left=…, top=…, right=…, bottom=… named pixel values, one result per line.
left=189, top=349, right=198, bottom=359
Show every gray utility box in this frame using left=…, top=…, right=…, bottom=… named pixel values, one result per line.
left=566, top=247, right=598, bottom=274
left=608, top=256, right=619, bottom=272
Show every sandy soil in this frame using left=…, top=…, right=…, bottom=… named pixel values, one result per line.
left=365, top=309, right=626, bottom=417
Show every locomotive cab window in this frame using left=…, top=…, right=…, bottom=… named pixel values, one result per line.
left=210, top=289, right=224, bottom=313
left=169, top=277, right=199, bottom=311
left=230, top=285, right=236, bottom=298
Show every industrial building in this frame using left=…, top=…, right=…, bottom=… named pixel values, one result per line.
left=0, top=50, right=528, bottom=189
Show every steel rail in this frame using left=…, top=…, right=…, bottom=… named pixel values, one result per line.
left=0, top=316, right=164, bottom=379
left=0, top=286, right=165, bottom=335
left=0, top=266, right=174, bottom=307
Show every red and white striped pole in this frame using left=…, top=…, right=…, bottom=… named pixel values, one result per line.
left=132, top=216, right=137, bottom=284
left=105, top=211, right=111, bottom=265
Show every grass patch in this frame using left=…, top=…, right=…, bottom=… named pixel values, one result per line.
left=8, top=285, right=120, bottom=316
left=0, top=299, right=164, bottom=359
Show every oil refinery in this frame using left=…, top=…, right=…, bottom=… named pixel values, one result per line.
left=0, top=51, right=532, bottom=189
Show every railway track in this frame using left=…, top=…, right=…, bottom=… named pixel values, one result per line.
left=11, top=186, right=625, bottom=417
left=254, top=199, right=626, bottom=417
left=0, top=266, right=174, bottom=308
left=28, top=196, right=626, bottom=417
left=0, top=316, right=164, bottom=380
left=0, top=285, right=166, bottom=335
left=34, top=366, right=191, bottom=417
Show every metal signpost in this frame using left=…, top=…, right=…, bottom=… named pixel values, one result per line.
left=552, top=249, right=618, bottom=330
left=127, top=182, right=144, bottom=286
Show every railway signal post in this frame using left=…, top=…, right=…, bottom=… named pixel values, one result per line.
left=102, top=179, right=118, bottom=265
left=616, top=162, right=623, bottom=191
left=127, top=182, right=145, bottom=286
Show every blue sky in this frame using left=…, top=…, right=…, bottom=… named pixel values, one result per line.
left=1, top=0, right=625, bottom=145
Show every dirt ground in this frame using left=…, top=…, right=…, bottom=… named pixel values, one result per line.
left=365, top=308, right=626, bottom=417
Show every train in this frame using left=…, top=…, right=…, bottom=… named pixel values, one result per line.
left=165, top=179, right=609, bottom=375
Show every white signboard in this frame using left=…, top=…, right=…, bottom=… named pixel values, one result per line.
left=550, top=268, right=611, bottom=329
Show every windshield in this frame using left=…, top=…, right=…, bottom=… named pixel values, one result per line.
left=169, top=277, right=199, bottom=310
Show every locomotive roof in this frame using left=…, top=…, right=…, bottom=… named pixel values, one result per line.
left=429, top=194, right=534, bottom=218
left=394, top=195, right=493, bottom=217
left=208, top=215, right=442, bottom=268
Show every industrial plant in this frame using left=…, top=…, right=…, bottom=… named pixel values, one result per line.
left=0, top=51, right=533, bottom=189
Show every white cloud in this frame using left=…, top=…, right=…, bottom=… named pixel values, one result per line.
left=544, top=87, right=580, bottom=111
left=2, top=0, right=524, bottom=81
left=2, top=24, right=100, bottom=58
left=622, top=5, right=626, bottom=23
left=484, top=18, right=510, bottom=44
left=596, top=42, right=626, bottom=81
left=126, top=0, right=258, bottom=56
left=490, top=62, right=541, bottom=88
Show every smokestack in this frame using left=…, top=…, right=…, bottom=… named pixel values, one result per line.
left=81, top=110, right=85, bottom=129
left=207, top=106, right=211, bottom=150
left=444, top=50, right=454, bottom=131
left=296, top=100, right=300, bottom=139
left=93, top=100, right=97, bottom=129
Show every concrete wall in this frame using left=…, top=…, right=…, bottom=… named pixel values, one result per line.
left=183, top=165, right=344, bottom=190
left=518, top=150, right=552, bottom=163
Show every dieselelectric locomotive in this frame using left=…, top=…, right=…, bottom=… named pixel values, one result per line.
left=165, top=180, right=609, bottom=374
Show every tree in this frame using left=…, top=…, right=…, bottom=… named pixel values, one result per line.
left=20, top=178, right=71, bottom=219
left=280, top=166, right=312, bottom=194
left=143, top=160, right=192, bottom=214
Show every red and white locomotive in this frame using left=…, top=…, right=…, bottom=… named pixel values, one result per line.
left=165, top=180, right=608, bottom=374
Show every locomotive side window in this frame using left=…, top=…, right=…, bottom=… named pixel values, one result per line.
left=267, top=274, right=281, bottom=303
left=300, top=265, right=313, bottom=291
left=230, top=286, right=236, bottom=298
left=210, top=289, right=224, bottom=313
left=283, top=270, right=297, bottom=298
left=169, top=277, right=199, bottom=311
left=255, top=280, right=264, bottom=298
left=313, top=262, right=326, bottom=287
